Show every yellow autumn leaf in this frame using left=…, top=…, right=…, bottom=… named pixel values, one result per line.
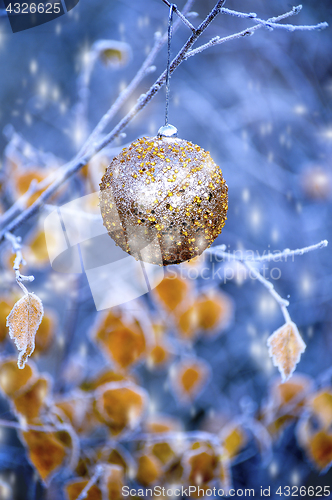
left=6, top=293, right=44, bottom=369
left=311, top=390, right=332, bottom=429
left=136, top=454, right=162, bottom=487
left=170, top=358, right=211, bottom=403
left=267, top=321, right=306, bottom=382
left=307, top=431, right=332, bottom=471
left=22, top=430, right=67, bottom=484
left=93, top=40, right=132, bottom=67
left=0, top=358, right=35, bottom=396
left=13, top=376, right=49, bottom=421
left=184, top=445, right=219, bottom=490
left=221, top=425, right=247, bottom=460
left=94, top=382, right=147, bottom=437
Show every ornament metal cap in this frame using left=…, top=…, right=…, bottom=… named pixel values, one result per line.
left=157, top=124, right=178, bottom=138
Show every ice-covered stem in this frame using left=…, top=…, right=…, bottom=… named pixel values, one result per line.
left=0, top=418, right=68, bottom=433
left=244, top=261, right=291, bottom=324
left=0, top=2, right=327, bottom=245
left=220, top=5, right=327, bottom=32
left=210, top=240, right=328, bottom=263
left=76, top=465, right=105, bottom=500
left=125, top=430, right=221, bottom=448
left=186, top=6, right=328, bottom=58
left=0, top=0, right=226, bottom=243
left=208, top=240, right=328, bottom=323
left=160, top=0, right=196, bottom=32
left=80, top=0, right=195, bottom=155
left=4, top=232, right=34, bottom=295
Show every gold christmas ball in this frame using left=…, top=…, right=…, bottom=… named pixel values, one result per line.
left=99, top=130, right=228, bottom=266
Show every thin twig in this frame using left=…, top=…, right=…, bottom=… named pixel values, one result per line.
left=0, top=418, right=68, bottom=433
left=0, top=0, right=226, bottom=244
left=0, top=2, right=327, bottom=245
left=0, top=0, right=194, bottom=228
left=160, top=0, right=196, bottom=32
left=186, top=6, right=328, bottom=58
left=208, top=239, right=328, bottom=263
left=123, top=430, right=221, bottom=448
left=81, top=0, right=194, bottom=154
left=244, top=261, right=291, bottom=323
left=165, top=3, right=175, bottom=126
left=207, top=240, right=328, bottom=323
left=4, top=232, right=34, bottom=294
left=76, top=464, right=104, bottom=500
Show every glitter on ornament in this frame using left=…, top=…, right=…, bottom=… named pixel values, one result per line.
left=100, top=130, right=228, bottom=266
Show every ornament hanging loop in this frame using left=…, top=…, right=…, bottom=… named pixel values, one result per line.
left=158, top=3, right=178, bottom=139
left=165, top=3, right=176, bottom=127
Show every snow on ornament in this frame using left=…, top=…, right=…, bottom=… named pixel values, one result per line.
left=99, top=125, right=228, bottom=266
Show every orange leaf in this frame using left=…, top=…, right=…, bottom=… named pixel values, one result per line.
left=22, top=430, right=67, bottom=483
left=136, top=454, right=162, bottom=486
left=0, top=358, right=35, bottom=396
left=147, top=343, right=171, bottom=369
left=144, top=414, right=182, bottom=434
left=95, top=382, right=147, bottom=437
left=171, top=358, right=211, bottom=403
left=184, top=446, right=218, bottom=487
left=177, top=305, right=199, bottom=340
left=221, top=425, right=247, bottom=460
left=261, top=375, right=312, bottom=435
left=307, top=431, right=332, bottom=471
left=94, top=315, right=146, bottom=370
left=151, top=442, right=176, bottom=466
left=13, top=376, right=49, bottom=421
left=311, top=390, right=332, bottom=429
left=6, top=292, right=44, bottom=369
left=195, top=291, right=234, bottom=335
left=267, top=321, right=306, bottom=382
left=154, top=275, right=191, bottom=312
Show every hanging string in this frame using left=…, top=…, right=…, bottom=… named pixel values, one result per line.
left=165, top=4, right=175, bottom=126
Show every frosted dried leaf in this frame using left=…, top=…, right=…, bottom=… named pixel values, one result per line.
left=220, top=424, right=247, bottom=460
left=6, top=293, right=44, bottom=369
left=92, top=40, right=132, bottom=67
left=267, top=321, right=306, bottom=382
left=22, top=430, right=67, bottom=484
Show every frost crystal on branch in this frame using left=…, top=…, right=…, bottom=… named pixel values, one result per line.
left=6, top=293, right=44, bottom=369
left=267, top=322, right=306, bottom=382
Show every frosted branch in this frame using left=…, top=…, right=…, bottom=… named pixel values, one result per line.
left=160, top=0, right=196, bottom=32
left=81, top=0, right=195, bottom=155
left=4, top=231, right=34, bottom=294
left=209, top=239, right=328, bottom=263
left=0, top=2, right=327, bottom=245
left=76, top=465, right=104, bottom=500
left=186, top=6, right=328, bottom=58
left=208, top=240, right=328, bottom=323
left=244, top=261, right=291, bottom=323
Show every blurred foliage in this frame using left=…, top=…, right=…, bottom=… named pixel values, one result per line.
left=0, top=0, right=331, bottom=498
